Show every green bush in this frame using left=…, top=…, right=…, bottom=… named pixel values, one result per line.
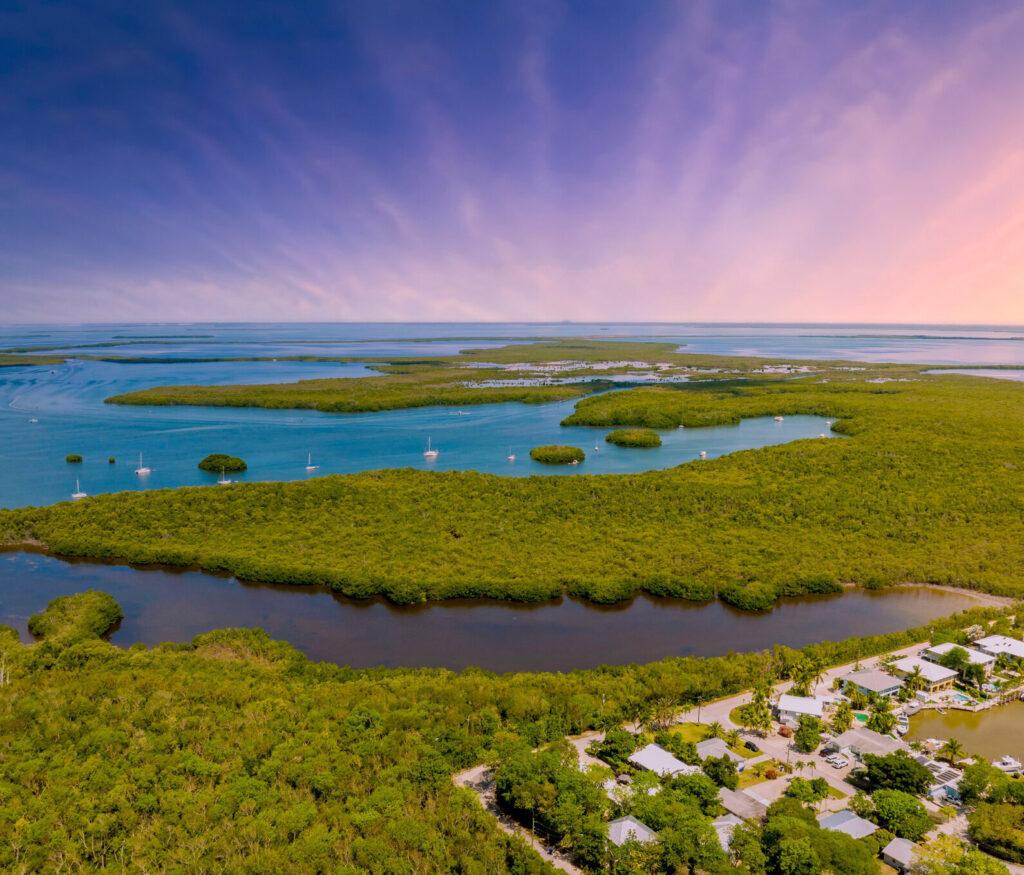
left=605, top=428, right=662, bottom=448
left=529, top=445, right=585, bottom=465
left=108, top=456, right=116, bottom=464
left=65, top=454, right=82, bottom=463
left=198, top=453, right=248, bottom=472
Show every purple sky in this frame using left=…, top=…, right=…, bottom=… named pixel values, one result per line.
left=3, top=1, right=1024, bottom=323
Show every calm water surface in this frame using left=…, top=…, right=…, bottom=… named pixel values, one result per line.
left=0, top=552, right=986, bottom=672
left=908, top=702, right=1024, bottom=760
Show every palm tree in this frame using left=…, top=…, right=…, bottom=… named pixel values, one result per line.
left=904, top=667, right=926, bottom=695
left=706, top=721, right=724, bottom=739
left=939, top=737, right=966, bottom=766
left=725, top=729, right=742, bottom=749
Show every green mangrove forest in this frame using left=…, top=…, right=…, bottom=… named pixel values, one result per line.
left=604, top=428, right=662, bottom=448
left=529, top=445, right=586, bottom=465
left=4, top=352, right=1024, bottom=608
left=198, top=453, right=248, bottom=472
left=0, top=588, right=1014, bottom=873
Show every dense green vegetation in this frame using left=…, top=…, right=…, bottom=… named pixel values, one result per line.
left=6, top=358, right=1024, bottom=607
left=604, top=428, right=662, bottom=448
left=0, top=353, right=68, bottom=367
left=65, top=454, right=82, bottom=463
left=529, top=445, right=586, bottom=465
left=198, top=453, right=248, bottom=472
left=0, top=596, right=1009, bottom=873
left=960, top=761, right=1024, bottom=864
left=26, top=590, right=123, bottom=647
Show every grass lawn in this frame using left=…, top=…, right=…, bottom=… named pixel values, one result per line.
left=738, top=759, right=786, bottom=789
left=668, top=722, right=757, bottom=758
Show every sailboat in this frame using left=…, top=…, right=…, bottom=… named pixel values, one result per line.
left=699, top=450, right=708, bottom=459
left=71, top=479, right=87, bottom=500
left=305, top=451, right=319, bottom=472
left=423, top=437, right=439, bottom=459
left=134, top=452, right=151, bottom=475
left=507, top=447, right=516, bottom=462
left=217, top=467, right=233, bottom=485
left=774, top=415, right=784, bottom=422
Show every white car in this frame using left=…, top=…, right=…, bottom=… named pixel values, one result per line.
left=831, top=758, right=849, bottom=769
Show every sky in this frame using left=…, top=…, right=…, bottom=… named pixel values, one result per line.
left=2, top=1, right=1024, bottom=324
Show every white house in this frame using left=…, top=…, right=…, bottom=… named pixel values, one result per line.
left=776, top=694, right=825, bottom=725
left=607, top=815, right=657, bottom=847
left=892, top=656, right=958, bottom=692
left=843, top=668, right=903, bottom=697
left=923, top=642, right=996, bottom=675
left=828, top=727, right=907, bottom=760
left=817, top=809, right=878, bottom=839
left=975, top=635, right=1024, bottom=661
left=882, top=837, right=920, bottom=872
left=628, top=743, right=701, bottom=778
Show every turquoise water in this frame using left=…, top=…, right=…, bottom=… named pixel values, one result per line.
left=3, top=321, right=1023, bottom=509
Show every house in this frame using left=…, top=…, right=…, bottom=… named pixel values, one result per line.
left=628, top=743, right=701, bottom=778
left=843, top=668, right=903, bottom=698
left=828, top=726, right=907, bottom=760
left=922, top=642, right=996, bottom=675
left=817, top=809, right=878, bottom=839
left=882, top=837, right=920, bottom=871
left=695, top=737, right=744, bottom=764
left=712, top=813, right=744, bottom=851
left=892, top=656, right=958, bottom=692
left=975, top=635, right=1024, bottom=661
left=776, top=694, right=825, bottom=725
left=718, top=787, right=768, bottom=821
left=607, top=815, right=658, bottom=847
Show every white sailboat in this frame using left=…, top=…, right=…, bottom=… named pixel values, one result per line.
left=699, top=450, right=708, bottom=459
left=305, top=451, right=319, bottom=472
left=423, top=437, right=439, bottom=459
left=774, top=415, right=784, bottom=422
left=71, top=479, right=87, bottom=500
left=507, top=446, right=516, bottom=462
left=217, top=467, right=233, bottom=485
left=134, top=452, right=151, bottom=475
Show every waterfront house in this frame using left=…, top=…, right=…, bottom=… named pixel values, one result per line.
left=607, top=815, right=657, bottom=847
left=695, top=737, right=744, bottom=764
left=975, top=634, right=1024, bottom=661
left=718, top=787, right=768, bottom=821
left=817, top=809, right=878, bottom=839
left=776, top=694, right=825, bottom=725
left=922, top=642, right=996, bottom=675
left=843, top=668, right=903, bottom=698
left=828, top=726, right=907, bottom=760
left=882, top=837, right=920, bottom=871
left=892, top=656, right=957, bottom=692
left=628, top=743, right=701, bottom=778
left=712, top=813, right=744, bottom=851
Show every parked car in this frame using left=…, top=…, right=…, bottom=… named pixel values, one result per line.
left=744, top=741, right=761, bottom=753
left=831, top=758, right=849, bottom=769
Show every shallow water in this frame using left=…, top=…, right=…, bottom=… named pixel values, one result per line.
left=907, top=701, right=1024, bottom=760
left=925, top=368, right=1024, bottom=382
left=0, top=551, right=986, bottom=672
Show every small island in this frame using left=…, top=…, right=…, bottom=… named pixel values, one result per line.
left=604, top=428, right=662, bottom=448
left=529, top=445, right=585, bottom=465
left=198, top=453, right=248, bottom=472
left=65, top=454, right=82, bottom=463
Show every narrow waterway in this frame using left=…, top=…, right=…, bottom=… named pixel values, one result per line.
left=0, top=551, right=988, bottom=672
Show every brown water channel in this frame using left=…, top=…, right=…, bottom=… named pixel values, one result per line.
left=0, top=551, right=987, bottom=673
left=908, top=702, right=1024, bottom=761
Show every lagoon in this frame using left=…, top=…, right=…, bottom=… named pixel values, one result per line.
left=0, top=551, right=986, bottom=672
left=907, top=701, right=1024, bottom=761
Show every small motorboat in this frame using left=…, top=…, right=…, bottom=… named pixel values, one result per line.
left=29, top=418, right=38, bottom=424
left=774, top=415, right=784, bottom=422
left=699, top=450, right=707, bottom=459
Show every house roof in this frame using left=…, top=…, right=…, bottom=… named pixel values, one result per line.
left=883, top=837, right=919, bottom=867
left=712, top=813, right=744, bottom=851
left=607, top=815, right=657, bottom=847
left=817, top=809, right=878, bottom=839
left=718, top=787, right=768, bottom=821
left=976, top=635, right=1024, bottom=660
left=831, top=726, right=907, bottom=757
left=844, top=668, right=903, bottom=693
left=695, top=737, right=743, bottom=762
left=777, top=694, right=825, bottom=718
left=893, top=655, right=958, bottom=684
left=924, top=642, right=995, bottom=665
left=628, top=743, right=700, bottom=777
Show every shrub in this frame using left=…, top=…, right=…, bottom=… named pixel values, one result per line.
left=65, top=454, right=82, bottom=463
left=108, top=456, right=116, bottom=464
left=529, top=445, right=585, bottom=465
left=605, top=428, right=662, bottom=448
left=198, top=453, right=248, bottom=472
